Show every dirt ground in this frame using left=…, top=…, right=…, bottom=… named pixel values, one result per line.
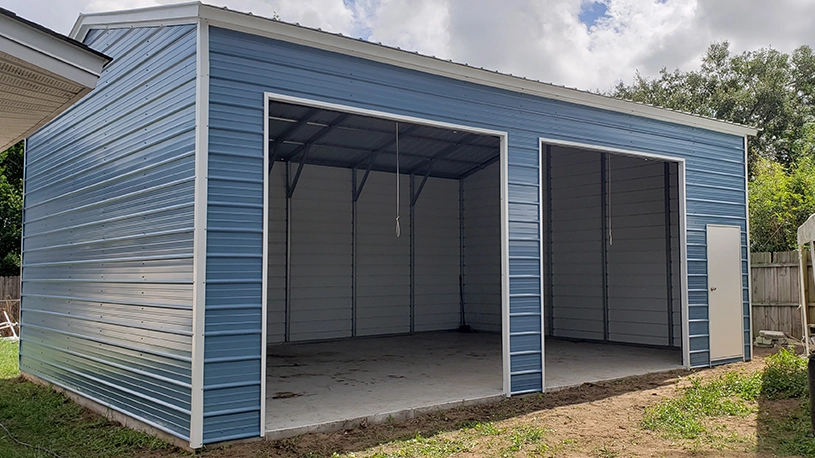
left=141, top=348, right=798, bottom=458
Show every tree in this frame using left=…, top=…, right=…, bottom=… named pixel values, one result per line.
left=611, top=42, right=815, bottom=170
left=0, top=142, right=23, bottom=276
left=612, top=42, right=815, bottom=252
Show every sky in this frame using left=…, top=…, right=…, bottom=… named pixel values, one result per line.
left=6, top=0, right=815, bottom=92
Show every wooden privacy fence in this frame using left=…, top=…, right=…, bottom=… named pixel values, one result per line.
left=0, top=276, right=20, bottom=338
left=751, top=251, right=814, bottom=339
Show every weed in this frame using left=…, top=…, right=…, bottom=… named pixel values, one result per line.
left=761, top=399, right=815, bottom=456
left=506, top=425, right=547, bottom=451
left=366, top=433, right=472, bottom=458
left=642, top=371, right=759, bottom=439
left=762, top=347, right=808, bottom=400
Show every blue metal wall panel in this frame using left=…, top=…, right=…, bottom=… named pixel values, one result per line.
left=206, top=24, right=748, bottom=428
left=22, top=25, right=197, bottom=440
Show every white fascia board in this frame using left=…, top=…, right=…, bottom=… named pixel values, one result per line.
left=70, top=2, right=201, bottom=41
left=0, top=14, right=108, bottom=87
left=70, top=2, right=759, bottom=138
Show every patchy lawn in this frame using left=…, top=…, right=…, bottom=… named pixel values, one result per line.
left=1, top=340, right=815, bottom=457
left=0, top=339, right=171, bottom=458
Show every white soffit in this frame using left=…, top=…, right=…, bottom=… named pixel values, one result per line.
left=70, top=1, right=758, bottom=138
left=0, top=8, right=111, bottom=152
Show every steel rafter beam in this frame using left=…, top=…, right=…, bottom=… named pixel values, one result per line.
left=287, top=144, right=311, bottom=199
left=352, top=124, right=422, bottom=202
left=268, top=107, right=319, bottom=172
left=410, top=134, right=478, bottom=206
left=458, top=154, right=500, bottom=180
left=282, top=112, right=351, bottom=161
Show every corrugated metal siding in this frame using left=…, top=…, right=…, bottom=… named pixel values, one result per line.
left=463, top=162, right=501, bottom=332
left=289, top=165, right=352, bottom=340
left=606, top=156, right=670, bottom=346
left=22, top=25, right=197, bottom=440
left=549, top=148, right=604, bottom=340
left=208, top=23, right=747, bottom=414
left=355, top=171, right=410, bottom=336
left=414, top=177, right=461, bottom=331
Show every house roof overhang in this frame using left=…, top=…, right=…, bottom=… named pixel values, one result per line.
left=0, top=8, right=111, bottom=151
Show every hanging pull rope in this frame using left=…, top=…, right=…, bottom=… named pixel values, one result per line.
left=395, top=122, right=401, bottom=238
left=607, top=153, right=613, bottom=246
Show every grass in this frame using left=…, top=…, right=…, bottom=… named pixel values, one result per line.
left=642, top=370, right=761, bottom=439
left=0, top=339, right=172, bottom=458
left=643, top=347, right=815, bottom=457
left=0, top=338, right=19, bottom=378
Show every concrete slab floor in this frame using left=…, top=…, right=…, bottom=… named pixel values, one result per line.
left=265, top=332, right=503, bottom=438
left=264, top=333, right=683, bottom=438
left=545, top=338, right=683, bottom=391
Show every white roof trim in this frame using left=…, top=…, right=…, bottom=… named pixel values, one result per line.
left=70, top=2, right=758, bottom=137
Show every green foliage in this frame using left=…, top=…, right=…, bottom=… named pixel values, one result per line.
left=761, top=347, right=809, bottom=400
left=642, top=371, right=761, bottom=439
left=0, top=338, right=18, bottom=379
left=0, top=141, right=22, bottom=277
left=611, top=42, right=815, bottom=169
left=748, top=156, right=815, bottom=251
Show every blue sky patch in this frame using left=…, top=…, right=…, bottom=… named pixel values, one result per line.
left=578, top=1, right=608, bottom=28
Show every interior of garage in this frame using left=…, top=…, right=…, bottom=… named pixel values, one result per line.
left=543, top=145, right=684, bottom=389
left=261, top=99, right=686, bottom=436
left=262, top=100, right=505, bottom=436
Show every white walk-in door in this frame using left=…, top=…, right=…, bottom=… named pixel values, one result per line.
left=707, top=224, right=744, bottom=362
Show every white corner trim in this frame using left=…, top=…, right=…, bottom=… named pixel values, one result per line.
left=537, top=138, right=545, bottom=393
left=69, top=2, right=757, bottom=138
left=499, top=133, right=511, bottom=397
left=189, top=18, right=209, bottom=450
left=260, top=93, right=270, bottom=436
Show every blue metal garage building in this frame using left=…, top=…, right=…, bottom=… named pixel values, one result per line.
left=21, top=2, right=756, bottom=449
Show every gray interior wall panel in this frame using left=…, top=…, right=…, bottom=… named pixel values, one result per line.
left=355, top=171, right=411, bottom=336
left=21, top=25, right=196, bottom=441
left=606, top=157, right=672, bottom=346
left=289, top=165, right=352, bottom=341
left=414, top=177, right=460, bottom=331
left=462, top=162, right=501, bottom=332
left=549, top=148, right=604, bottom=339
left=266, top=165, right=287, bottom=343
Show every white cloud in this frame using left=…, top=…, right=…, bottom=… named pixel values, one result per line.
left=5, top=0, right=815, bottom=92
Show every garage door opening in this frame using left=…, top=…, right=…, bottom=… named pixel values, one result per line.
left=261, top=95, right=508, bottom=437
left=541, top=143, right=686, bottom=390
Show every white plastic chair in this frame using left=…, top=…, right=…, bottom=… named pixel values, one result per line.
left=0, top=310, right=18, bottom=340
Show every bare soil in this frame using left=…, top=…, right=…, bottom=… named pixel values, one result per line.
left=139, top=348, right=800, bottom=457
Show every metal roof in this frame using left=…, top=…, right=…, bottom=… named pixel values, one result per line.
left=70, top=2, right=758, bottom=138
left=0, top=8, right=111, bottom=151
left=268, top=100, right=500, bottom=180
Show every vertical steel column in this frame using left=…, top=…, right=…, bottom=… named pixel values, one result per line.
left=545, top=146, right=554, bottom=336
left=600, top=153, right=609, bottom=341
left=285, top=160, right=292, bottom=342
left=410, top=174, right=415, bottom=333
left=351, top=168, right=357, bottom=337
left=459, top=179, right=465, bottom=328
left=665, top=162, right=675, bottom=346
